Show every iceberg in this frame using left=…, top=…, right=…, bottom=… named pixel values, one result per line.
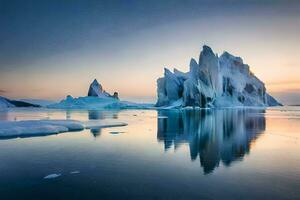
left=0, top=96, right=15, bottom=109
left=44, top=174, right=61, bottom=179
left=0, top=96, right=40, bottom=110
left=48, top=79, right=153, bottom=110
left=70, top=171, right=80, bottom=174
left=19, top=99, right=57, bottom=107
left=88, top=79, right=119, bottom=99
left=48, top=96, right=153, bottom=110
left=156, top=45, right=282, bottom=108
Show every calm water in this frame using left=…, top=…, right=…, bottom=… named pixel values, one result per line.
left=0, top=107, right=299, bottom=200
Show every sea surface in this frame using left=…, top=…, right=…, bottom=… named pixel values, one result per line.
left=0, top=107, right=299, bottom=200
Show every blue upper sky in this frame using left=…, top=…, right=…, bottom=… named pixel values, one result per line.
left=0, top=0, right=299, bottom=104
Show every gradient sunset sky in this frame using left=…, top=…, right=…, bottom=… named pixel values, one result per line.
left=0, top=0, right=299, bottom=104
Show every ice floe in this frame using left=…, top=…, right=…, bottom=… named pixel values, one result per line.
left=84, top=119, right=128, bottom=129
left=0, top=119, right=128, bottom=138
left=0, top=120, right=84, bottom=138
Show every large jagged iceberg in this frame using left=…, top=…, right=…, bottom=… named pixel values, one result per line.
left=156, top=45, right=282, bottom=108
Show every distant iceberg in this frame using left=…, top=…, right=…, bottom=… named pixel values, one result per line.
left=0, top=96, right=40, bottom=110
left=19, top=99, right=57, bottom=107
left=48, top=96, right=153, bottom=110
left=48, top=79, right=153, bottom=110
left=88, top=79, right=119, bottom=99
left=156, top=45, right=282, bottom=108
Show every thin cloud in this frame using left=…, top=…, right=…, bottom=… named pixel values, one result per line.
left=265, top=80, right=300, bottom=85
left=0, top=89, right=7, bottom=95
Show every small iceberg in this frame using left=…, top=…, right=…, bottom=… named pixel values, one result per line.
left=70, top=171, right=80, bottom=174
left=44, top=173, right=61, bottom=179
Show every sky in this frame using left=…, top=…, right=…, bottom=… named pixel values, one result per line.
left=0, top=0, right=299, bottom=104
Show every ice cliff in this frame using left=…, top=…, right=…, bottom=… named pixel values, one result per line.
left=156, top=45, right=282, bottom=108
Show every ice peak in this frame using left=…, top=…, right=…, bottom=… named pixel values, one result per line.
left=87, top=79, right=118, bottom=99
left=189, top=58, right=198, bottom=80
left=199, top=45, right=218, bottom=65
left=221, top=51, right=231, bottom=58
left=173, top=68, right=180, bottom=73
left=201, top=45, right=215, bottom=56
left=190, top=58, right=198, bottom=66
left=91, top=79, right=100, bottom=86
left=220, top=51, right=243, bottom=64
left=164, top=68, right=172, bottom=76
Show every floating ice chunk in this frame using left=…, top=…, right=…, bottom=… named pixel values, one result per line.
left=0, top=120, right=84, bottom=138
left=44, top=173, right=61, bottom=179
left=43, top=120, right=84, bottom=131
left=70, top=171, right=80, bottom=174
left=0, top=119, right=129, bottom=139
left=84, top=119, right=128, bottom=129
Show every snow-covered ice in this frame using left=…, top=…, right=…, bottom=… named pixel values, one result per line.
left=84, top=119, right=128, bottom=129
left=48, top=96, right=153, bottom=110
left=0, top=120, right=84, bottom=138
left=0, top=118, right=128, bottom=138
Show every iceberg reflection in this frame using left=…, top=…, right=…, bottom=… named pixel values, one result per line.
left=87, top=110, right=120, bottom=137
left=157, top=109, right=266, bottom=174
